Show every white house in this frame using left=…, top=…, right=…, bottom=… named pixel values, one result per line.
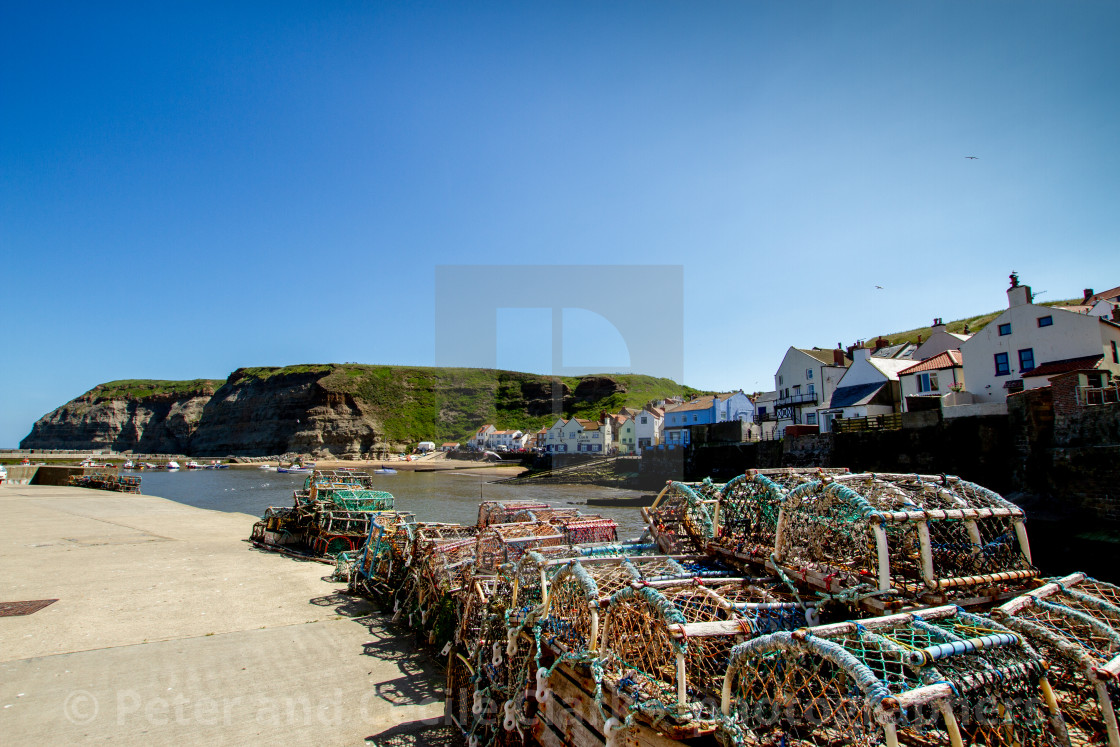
left=959, top=277, right=1120, bottom=403
left=898, top=350, right=964, bottom=411
left=543, top=419, right=568, bottom=453
left=490, top=429, right=527, bottom=450
left=634, top=406, right=664, bottom=451
left=823, top=347, right=913, bottom=422
left=576, top=420, right=606, bottom=452
left=912, top=318, right=971, bottom=361
left=752, top=391, right=778, bottom=439
left=558, top=417, right=588, bottom=452
left=468, top=425, right=496, bottom=450
left=773, top=347, right=850, bottom=435
left=615, top=416, right=637, bottom=454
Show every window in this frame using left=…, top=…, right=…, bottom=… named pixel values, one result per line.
left=995, top=353, right=1010, bottom=376
left=1113, top=341, right=1118, bottom=364
left=808, top=383, right=815, bottom=395
left=692, top=415, right=697, bottom=422
left=998, top=323, right=1012, bottom=336
left=806, top=369, right=813, bottom=379
left=640, top=416, right=647, bottom=424
left=1037, top=316, right=1053, bottom=328
left=1018, top=348, right=1035, bottom=372
left=806, top=413, right=817, bottom=425
left=778, top=375, right=783, bottom=386
left=793, top=385, right=801, bottom=395
left=917, top=372, right=939, bottom=393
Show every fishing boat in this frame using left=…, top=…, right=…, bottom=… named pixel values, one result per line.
left=258, top=464, right=278, bottom=471
left=185, top=461, right=203, bottom=470
left=278, top=465, right=312, bottom=474
left=374, top=467, right=397, bottom=475
left=166, top=460, right=181, bottom=471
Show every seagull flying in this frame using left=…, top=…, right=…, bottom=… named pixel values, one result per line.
left=875, top=285, right=884, bottom=290
left=966, top=156, right=979, bottom=160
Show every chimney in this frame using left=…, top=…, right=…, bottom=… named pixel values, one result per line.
left=833, top=346, right=845, bottom=366
left=1085, top=288, right=1095, bottom=303
left=963, top=323, right=971, bottom=334
left=1007, top=274, right=1032, bottom=307
left=873, top=336, right=888, bottom=350
left=1113, top=305, right=1120, bottom=323
left=917, top=335, right=923, bottom=345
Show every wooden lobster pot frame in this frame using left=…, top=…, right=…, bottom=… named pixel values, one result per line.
left=722, top=605, right=1069, bottom=747
left=597, top=580, right=812, bottom=714
left=641, top=480, right=723, bottom=554
left=773, top=473, right=1038, bottom=611
left=475, top=522, right=565, bottom=574
left=349, top=510, right=416, bottom=596
left=994, top=573, right=1120, bottom=746
left=478, top=500, right=552, bottom=527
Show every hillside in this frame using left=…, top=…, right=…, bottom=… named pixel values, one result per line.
left=870, top=298, right=1080, bottom=347
left=22, top=365, right=696, bottom=456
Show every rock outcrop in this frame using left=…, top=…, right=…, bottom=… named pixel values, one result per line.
left=20, top=380, right=220, bottom=453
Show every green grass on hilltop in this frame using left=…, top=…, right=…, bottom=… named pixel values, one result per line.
left=91, top=379, right=223, bottom=401
left=870, top=298, right=1079, bottom=346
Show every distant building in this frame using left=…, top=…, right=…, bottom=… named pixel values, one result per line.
left=898, top=350, right=964, bottom=411
left=959, top=277, right=1120, bottom=403
left=823, top=346, right=912, bottom=422
left=912, top=318, right=971, bottom=361
left=773, top=347, right=850, bottom=435
left=634, top=406, right=664, bottom=451
left=468, top=425, right=496, bottom=450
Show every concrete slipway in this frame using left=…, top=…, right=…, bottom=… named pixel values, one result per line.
left=0, top=484, right=450, bottom=746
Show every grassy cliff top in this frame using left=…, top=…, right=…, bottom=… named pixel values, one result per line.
left=870, top=298, right=1080, bottom=347
left=229, top=364, right=697, bottom=442
left=90, top=379, right=224, bottom=401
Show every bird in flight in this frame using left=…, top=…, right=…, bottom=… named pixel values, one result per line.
left=966, top=156, right=979, bottom=159
left=875, top=285, right=884, bottom=290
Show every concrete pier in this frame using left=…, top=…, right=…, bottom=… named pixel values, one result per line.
left=0, top=484, right=446, bottom=745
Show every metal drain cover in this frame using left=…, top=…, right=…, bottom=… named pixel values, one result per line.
left=0, top=599, right=58, bottom=617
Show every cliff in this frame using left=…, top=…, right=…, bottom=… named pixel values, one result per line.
left=20, top=380, right=223, bottom=453
left=22, top=365, right=693, bottom=457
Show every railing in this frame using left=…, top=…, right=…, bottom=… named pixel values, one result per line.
left=775, top=392, right=818, bottom=407
left=1076, top=384, right=1120, bottom=406
left=755, top=411, right=775, bottom=422
left=835, top=413, right=903, bottom=433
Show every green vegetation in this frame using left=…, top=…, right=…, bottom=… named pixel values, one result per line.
left=317, top=364, right=695, bottom=443
left=871, top=298, right=1079, bottom=347
left=90, top=379, right=223, bottom=402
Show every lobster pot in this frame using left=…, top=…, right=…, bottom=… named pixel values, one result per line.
left=446, top=651, right=476, bottom=735
left=641, top=480, right=724, bottom=554
left=305, top=469, right=377, bottom=496
left=994, top=573, right=1120, bottom=747
left=774, top=473, right=1037, bottom=609
left=552, top=516, right=618, bottom=545
left=597, top=580, right=810, bottom=715
left=474, top=522, right=564, bottom=574
left=456, top=577, right=503, bottom=653
left=316, top=509, right=373, bottom=537
left=508, top=507, right=582, bottom=524
left=326, top=488, right=394, bottom=512
left=707, top=469, right=842, bottom=568
left=721, top=605, right=1066, bottom=747
left=477, top=501, right=551, bottom=527
left=352, top=511, right=415, bottom=592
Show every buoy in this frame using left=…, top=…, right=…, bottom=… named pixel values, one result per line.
left=535, top=667, right=551, bottom=702
left=440, top=641, right=453, bottom=657
left=503, top=699, right=517, bottom=731
left=604, top=717, right=622, bottom=747
left=491, top=641, right=503, bottom=667
left=472, top=691, right=484, bottom=716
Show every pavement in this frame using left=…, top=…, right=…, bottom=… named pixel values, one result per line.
left=0, top=484, right=452, bottom=746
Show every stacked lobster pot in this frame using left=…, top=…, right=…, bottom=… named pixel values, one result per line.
left=249, top=469, right=397, bottom=559
left=992, top=574, right=1120, bottom=746
left=721, top=604, right=1069, bottom=746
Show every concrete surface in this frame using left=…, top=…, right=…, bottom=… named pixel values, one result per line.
left=0, top=484, right=448, bottom=745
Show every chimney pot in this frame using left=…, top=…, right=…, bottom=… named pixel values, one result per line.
left=1085, top=288, right=1094, bottom=302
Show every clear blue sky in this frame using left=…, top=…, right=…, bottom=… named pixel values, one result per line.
left=2, top=1, right=1118, bottom=446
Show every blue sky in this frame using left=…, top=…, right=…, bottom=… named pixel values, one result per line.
left=2, top=1, right=1118, bottom=446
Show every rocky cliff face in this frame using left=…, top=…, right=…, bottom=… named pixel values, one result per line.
left=190, top=369, right=383, bottom=458
left=20, top=382, right=219, bottom=453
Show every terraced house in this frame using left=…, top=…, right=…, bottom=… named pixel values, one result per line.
left=772, top=347, right=850, bottom=435
left=662, top=392, right=755, bottom=446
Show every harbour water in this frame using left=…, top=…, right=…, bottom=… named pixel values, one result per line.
left=135, top=468, right=652, bottom=538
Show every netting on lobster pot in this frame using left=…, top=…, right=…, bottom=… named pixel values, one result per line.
left=642, top=480, right=724, bottom=554
left=596, top=579, right=812, bottom=717
left=477, top=500, right=551, bottom=527
left=994, top=573, right=1120, bottom=747
left=720, top=605, right=1068, bottom=747
left=350, top=510, right=415, bottom=594
left=774, top=473, right=1037, bottom=608
left=474, top=521, right=565, bottom=574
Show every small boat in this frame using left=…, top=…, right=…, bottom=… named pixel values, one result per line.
left=166, top=461, right=181, bottom=471
left=258, top=464, right=278, bottom=471
left=123, top=460, right=135, bottom=470
left=141, top=462, right=157, bottom=470
left=374, top=467, right=397, bottom=475
left=278, top=466, right=312, bottom=474
left=186, top=461, right=203, bottom=470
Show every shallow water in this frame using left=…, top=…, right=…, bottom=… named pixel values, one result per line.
left=135, top=468, right=651, bottom=538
